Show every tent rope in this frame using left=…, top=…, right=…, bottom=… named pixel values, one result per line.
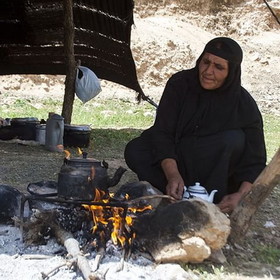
left=137, top=89, right=158, bottom=108
left=263, top=0, right=280, bottom=25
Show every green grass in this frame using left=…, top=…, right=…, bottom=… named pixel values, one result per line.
left=255, top=245, right=280, bottom=266
left=70, top=98, right=155, bottom=129
left=0, top=96, right=279, bottom=160
left=0, top=97, right=156, bottom=129
left=89, top=128, right=143, bottom=159
left=263, top=114, right=280, bottom=161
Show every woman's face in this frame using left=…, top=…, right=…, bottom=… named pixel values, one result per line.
left=198, top=52, right=229, bottom=90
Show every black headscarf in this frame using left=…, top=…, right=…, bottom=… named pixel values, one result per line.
left=196, top=36, right=243, bottom=93
left=170, top=37, right=260, bottom=137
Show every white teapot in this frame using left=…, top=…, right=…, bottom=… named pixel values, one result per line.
left=183, top=182, right=217, bottom=203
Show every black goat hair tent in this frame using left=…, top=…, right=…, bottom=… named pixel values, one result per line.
left=0, top=0, right=146, bottom=100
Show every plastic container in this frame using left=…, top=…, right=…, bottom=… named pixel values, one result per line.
left=45, top=113, right=64, bottom=152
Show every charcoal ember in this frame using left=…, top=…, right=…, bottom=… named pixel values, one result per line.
left=0, top=184, right=23, bottom=223
left=54, top=207, right=91, bottom=233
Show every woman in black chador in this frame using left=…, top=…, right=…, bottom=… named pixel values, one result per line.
left=124, top=37, right=266, bottom=214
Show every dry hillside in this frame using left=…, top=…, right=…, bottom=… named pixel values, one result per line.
left=0, top=0, right=279, bottom=116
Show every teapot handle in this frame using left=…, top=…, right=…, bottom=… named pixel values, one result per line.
left=183, top=186, right=191, bottom=200
left=101, top=160, right=109, bottom=169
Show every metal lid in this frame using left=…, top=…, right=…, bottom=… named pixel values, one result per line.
left=188, top=182, right=207, bottom=193
left=36, top=124, right=46, bottom=129
left=65, top=157, right=103, bottom=168
left=68, top=157, right=98, bottom=163
left=11, top=117, right=39, bottom=123
left=64, top=124, right=91, bottom=131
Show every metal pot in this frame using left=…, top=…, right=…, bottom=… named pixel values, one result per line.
left=36, top=124, right=46, bottom=145
left=57, top=156, right=126, bottom=200
left=63, top=124, right=91, bottom=148
left=11, top=117, right=40, bottom=140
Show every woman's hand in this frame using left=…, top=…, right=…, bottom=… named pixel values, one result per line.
left=166, top=175, right=185, bottom=200
left=161, top=158, right=185, bottom=200
left=217, top=181, right=252, bottom=214
left=217, top=192, right=243, bottom=214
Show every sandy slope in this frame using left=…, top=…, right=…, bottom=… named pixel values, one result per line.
left=0, top=3, right=279, bottom=115
left=130, top=12, right=280, bottom=114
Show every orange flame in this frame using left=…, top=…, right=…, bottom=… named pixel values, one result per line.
left=128, top=205, right=152, bottom=214
left=83, top=190, right=152, bottom=248
left=64, top=149, right=71, bottom=159
left=77, top=147, right=83, bottom=155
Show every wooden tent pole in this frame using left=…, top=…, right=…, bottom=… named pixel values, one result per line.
left=62, top=0, right=76, bottom=124
left=229, top=147, right=280, bottom=243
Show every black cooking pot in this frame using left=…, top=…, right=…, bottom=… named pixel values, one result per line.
left=64, top=124, right=91, bottom=148
left=57, top=157, right=126, bottom=200
left=11, top=117, right=40, bottom=140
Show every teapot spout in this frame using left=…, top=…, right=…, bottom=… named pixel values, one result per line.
left=108, top=166, right=127, bottom=187
left=208, top=190, right=218, bottom=203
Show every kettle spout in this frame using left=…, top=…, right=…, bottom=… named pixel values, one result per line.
left=108, top=166, right=127, bottom=187
left=208, top=190, right=218, bottom=203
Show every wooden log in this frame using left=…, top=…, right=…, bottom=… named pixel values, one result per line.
left=92, top=248, right=105, bottom=272
left=53, top=223, right=100, bottom=280
left=62, top=0, right=76, bottom=124
left=16, top=209, right=101, bottom=279
left=229, top=147, right=280, bottom=243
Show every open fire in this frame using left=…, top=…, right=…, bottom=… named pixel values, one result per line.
left=8, top=147, right=231, bottom=279
left=62, top=148, right=152, bottom=250
left=21, top=148, right=153, bottom=257
left=82, top=188, right=152, bottom=250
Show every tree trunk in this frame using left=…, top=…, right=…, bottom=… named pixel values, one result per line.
left=229, top=147, right=280, bottom=243
left=62, top=0, right=76, bottom=124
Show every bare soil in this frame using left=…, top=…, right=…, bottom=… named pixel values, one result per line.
left=0, top=139, right=279, bottom=278
left=0, top=1, right=280, bottom=279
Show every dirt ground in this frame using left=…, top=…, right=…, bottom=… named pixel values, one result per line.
left=0, top=0, right=280, bottom=278
left=0, top=140, right=279, bottom=278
